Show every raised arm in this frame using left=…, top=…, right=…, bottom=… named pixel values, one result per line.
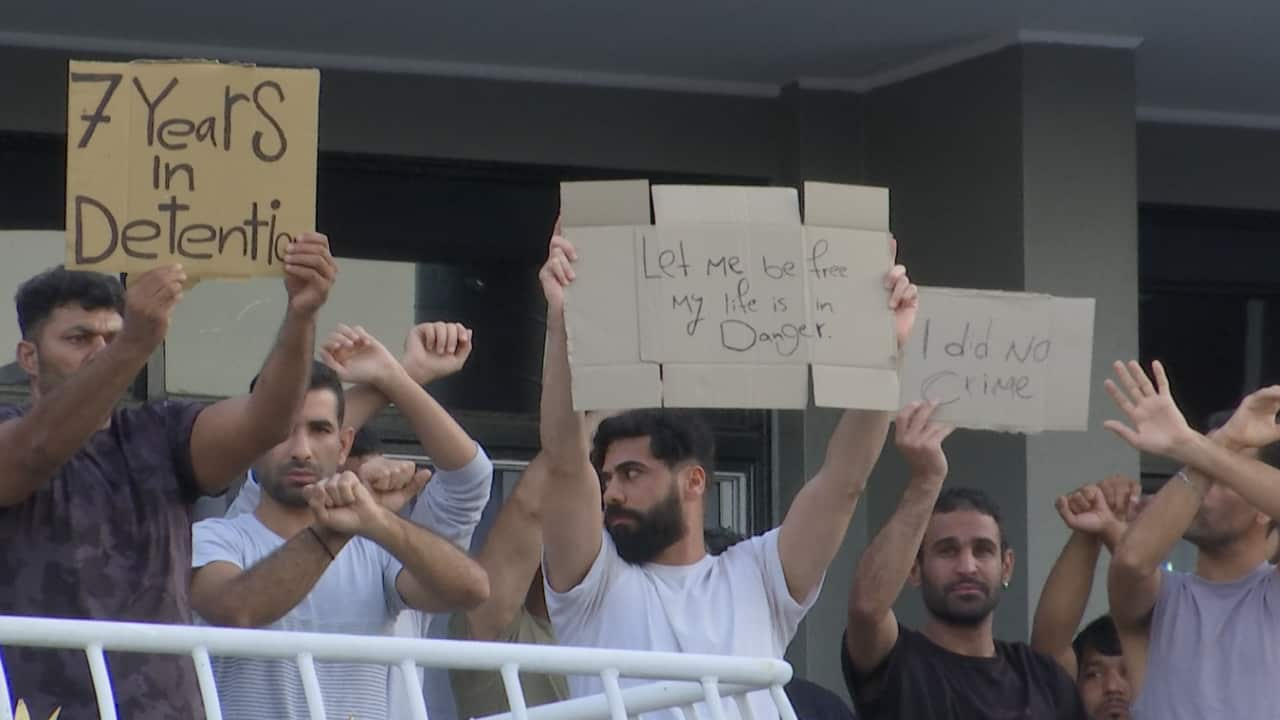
left=188, top=233, right=336, bottom=495
left=467, top=453, right=552, bottom=641
left=305, top=465, right=489, bottom=612
left=1158, top=386, right=1280, bottom=521
left=0, top=265, right=185, bottom=506
left=538, top=231, right=605, bottom=593
left=321, top=323, right=478, bottom=470
left=338, top=321, right=474, bottom=433
left=845, top=402, right=952, bottom=675
left=779, top=247, right=917, bottom=602
left=1102, top=361, right=1210, bottom=630
left=1031, top=477, right=1134, bottom=675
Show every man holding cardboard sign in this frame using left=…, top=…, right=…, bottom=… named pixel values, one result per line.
left=538, top=220, right=918, bottom=720
left=0, top=232, right=336, bottom=720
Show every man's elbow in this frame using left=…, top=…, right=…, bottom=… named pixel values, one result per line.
left=0, top=450, right=53, bottom=507
left=847, top=591, right=887, bottom=631
left=1109, top=542, right=1157, bottom=583
left=197, top=605, right=260, bottom=629
left=457, top=567, right=491, bottom=610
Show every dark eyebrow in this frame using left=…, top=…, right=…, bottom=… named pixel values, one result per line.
left=306, top=419, right=336, bottom=431
left=601, top=460, right=648, bottom=480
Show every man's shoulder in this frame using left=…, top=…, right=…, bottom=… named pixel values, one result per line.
left=996, top=638, right=1074, bottom=681
left=995, top=638, right=1047, bottom=661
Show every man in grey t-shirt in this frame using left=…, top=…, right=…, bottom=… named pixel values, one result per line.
left=1102, top=360, right=1280, bottom=718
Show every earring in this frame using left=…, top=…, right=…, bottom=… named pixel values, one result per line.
left=1002, top=580, right=1010, bottom=588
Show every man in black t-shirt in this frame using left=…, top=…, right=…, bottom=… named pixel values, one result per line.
left=842, top=402, right=1085, bottom=720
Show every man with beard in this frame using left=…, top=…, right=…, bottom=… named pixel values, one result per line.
left=0, top=234, right=335, bottom=720
left=1102, top=361, right=1280, bottom=718
left=190, top=361, right=489, bottom=720
left=843, top=401, right=1085, bottom=719
left=537, top=227, right=919, bottom=720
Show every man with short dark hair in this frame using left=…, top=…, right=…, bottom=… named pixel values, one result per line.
left=1103, top=361, right=1280, bottom=718
left=1070, top=617, right=1130, bottom=720
left=1031, top=475, right=1137, bottom=720
left=191, top=361, right=489, bottom=720
left=538, top=228, right=919, bottom=720
left=843, top=402, right=1084, bottom=719
left=347, top=426, right=384, bottom=470
left=0, top=234, right=336, bottom=720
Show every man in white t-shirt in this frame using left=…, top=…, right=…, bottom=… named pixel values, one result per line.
left=192, top=359, right=491, bottom=720
left=224, top=322, right=495, bottom=719
left=535, top=228, right=918, bottom=720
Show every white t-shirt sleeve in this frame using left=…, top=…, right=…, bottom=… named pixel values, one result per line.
left=754, top=528, right=822, bottom=648
left=544, top=528, right=621, bottom=627
left=382, top=550, right=410, bottom=616
left=409, top=443, right=493, bottom=550
left=225, top=474, right=261, bottom=518
left=192, top=517, right=248, bottom=570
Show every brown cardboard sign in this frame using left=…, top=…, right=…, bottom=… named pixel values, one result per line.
left=66, top=60, right=319, bottom=278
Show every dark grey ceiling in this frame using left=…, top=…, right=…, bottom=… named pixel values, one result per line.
left=2, top=0, right=1276, bottom=122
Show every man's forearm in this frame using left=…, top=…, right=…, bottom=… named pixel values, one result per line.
left=342, top=384, right=390, bottom=432
left=1031, top=531, right=1101, bottom=658
left=371, top=511, right=489, bottom=611
left=540, top=318, right=588, bottom=471
left=1114, top=469, right=1208, bottom=576
left=1177, top=432, right=1280, bottom=521
left=0, top=339, right=152, bottom=505
left=849, top=478, right=942, bottom=621
left=246, top=309, right=315, bottom=433
left=823, top=409, right=893, bottom=491
left=203, top=526, right=350, bottom=628
left=375, top=368, right=475, bottom=471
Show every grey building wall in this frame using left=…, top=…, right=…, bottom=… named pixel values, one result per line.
left=1020, top=43, right=1141, bottom=640
left=864, top=46, right=1032, bottom=645
left=0, top=44, right=781, bottom=179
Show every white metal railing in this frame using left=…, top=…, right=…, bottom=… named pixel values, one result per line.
left=0, top=616, right=796, bottom=720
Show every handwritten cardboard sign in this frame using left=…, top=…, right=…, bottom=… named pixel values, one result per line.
left=899, top=288, right=1095, bottom=432
left=65, top=60, right=319, bottom=278
left=561, top=180, right=899, bottom=411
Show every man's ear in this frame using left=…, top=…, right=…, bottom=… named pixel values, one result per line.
left=685, top=465, right=707, bottom=499
left=1002, top=548, right=1016, bottom=586
left=16, top=340, right=37, bottom=377
left=337, top=426, right=356, bottom=466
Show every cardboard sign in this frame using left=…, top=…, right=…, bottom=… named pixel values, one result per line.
left=561, top=180, right=899, bottom=411
left=899, top=288, right=1095, bottom=432
left=65, top=60, right=319, bottom=278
